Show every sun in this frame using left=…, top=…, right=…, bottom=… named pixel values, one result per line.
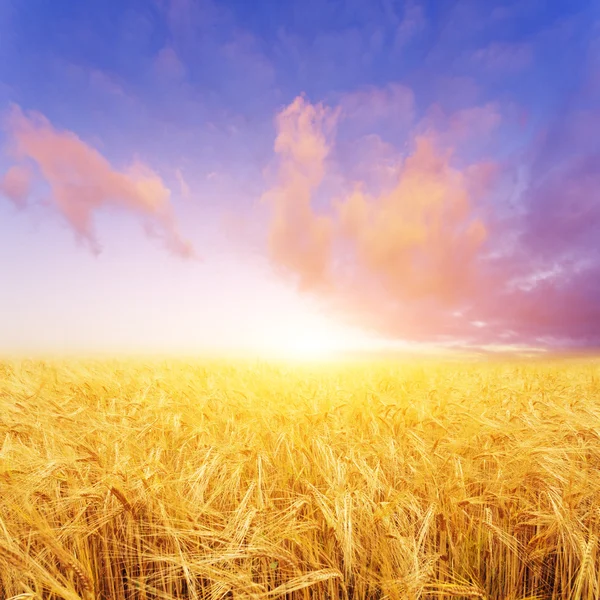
left=250, top=326, right=349, bottom=361
left=248, top=311, right=374, bottom=361
left=272, top=330, right=350, bottom=360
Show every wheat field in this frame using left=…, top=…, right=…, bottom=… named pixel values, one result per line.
left=0, top=358, right=599, bottom=600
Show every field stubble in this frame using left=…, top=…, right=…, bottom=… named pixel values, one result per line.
left=0, top=359, right=600, bottom=600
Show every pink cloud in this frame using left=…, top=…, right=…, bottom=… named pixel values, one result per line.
left=263, top=96, right=496, bottom=341
left=0, top=164, right=31, bottom=207
left=3, top=105, right=194, bottom=258
left=336, top=136, right=488, bottom=304
left=261, top=96, right=339, bottom=290
left=261, top=93, right=600, bottom=347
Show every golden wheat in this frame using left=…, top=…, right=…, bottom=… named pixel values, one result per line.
left=0, top=358, right=599, bottom=599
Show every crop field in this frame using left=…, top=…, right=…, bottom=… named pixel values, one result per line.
left=1, top=359, right=600, bottom=600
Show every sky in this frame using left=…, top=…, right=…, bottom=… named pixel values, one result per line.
left=0, top=0, right=599, bottom=357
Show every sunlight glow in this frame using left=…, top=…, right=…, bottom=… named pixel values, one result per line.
left=245, top=308, right=421, bottom=361
left=249, top=318, right=372, bottom=360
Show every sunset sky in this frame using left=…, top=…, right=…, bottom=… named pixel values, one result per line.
left=1, top=0, right=599, bottom=356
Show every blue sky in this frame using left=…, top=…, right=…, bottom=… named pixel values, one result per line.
left=1, top=0, right=599, bottom=355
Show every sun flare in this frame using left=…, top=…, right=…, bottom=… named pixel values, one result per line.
left=251, top=323, right=360, bottom=360
left=247, top=309, right=417, bottom=361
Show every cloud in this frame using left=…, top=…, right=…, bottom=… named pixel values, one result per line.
left=3, top=105, right=194, bottom=257
left=263, top=95, right=496, bottom=341
left=263, top=92, right=600, bottom=348
left=335, top=136, right=489, bottom=305
left=261, top=96, right=339, bottom=290
left=525, top=153, right=600, bottom=259
left=0, top=164, right=31, bottom=207
left=484, top=110, right=600, bottom=345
